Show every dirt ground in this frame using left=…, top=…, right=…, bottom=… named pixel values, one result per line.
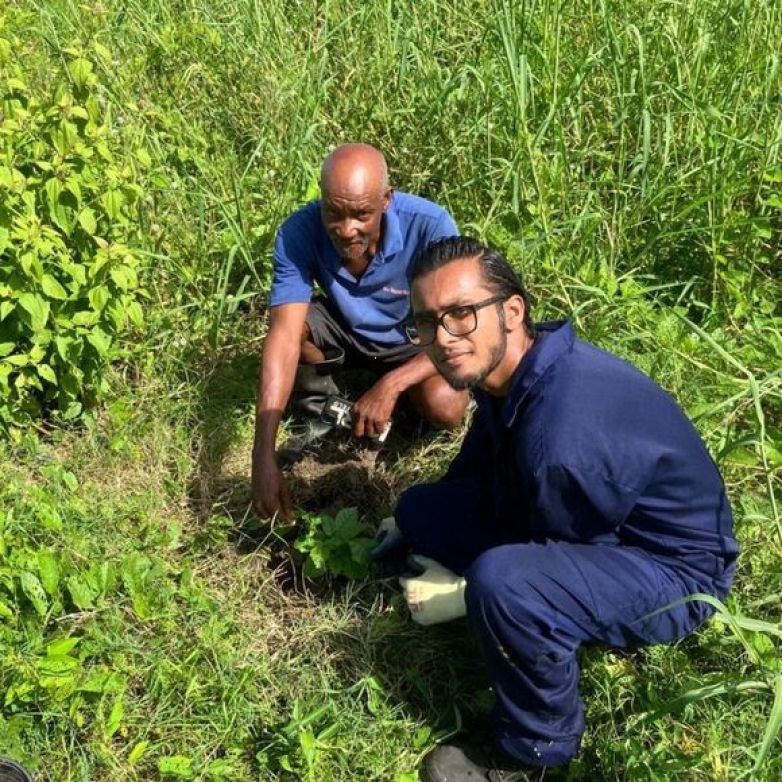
left=284, top=437, right=401, bottom=518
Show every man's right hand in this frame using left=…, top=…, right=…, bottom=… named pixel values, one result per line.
left=369, top=517, right=404, bottom=560
left=369, top=516, right=410, bottom=576
left=251, top=452, right=292, bottom=520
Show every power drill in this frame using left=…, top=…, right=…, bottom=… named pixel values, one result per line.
left=320, top=395, right=392, bottom=442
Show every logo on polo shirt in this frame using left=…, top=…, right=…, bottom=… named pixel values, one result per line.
left=382, top=285, right=410, bottom=296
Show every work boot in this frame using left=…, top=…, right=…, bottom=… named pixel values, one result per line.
left=421, top=740, right=548, bottom=782
left=286, top=348, right=345, bottom=454
left=291, top=348, right=344, bottom=418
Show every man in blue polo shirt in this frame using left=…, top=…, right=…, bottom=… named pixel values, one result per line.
left=252, top=144, right=468, bottom=520
left=371, top=237, right=738, bottom=779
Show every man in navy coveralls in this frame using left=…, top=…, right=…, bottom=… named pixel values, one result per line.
left=372, top=236, right=738, bottom=779
left=252, top=144, right=468, bottom=520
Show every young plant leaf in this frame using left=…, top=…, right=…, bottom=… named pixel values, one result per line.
left=19, top=571, right=48, bottom=616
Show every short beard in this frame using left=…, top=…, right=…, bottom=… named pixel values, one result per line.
left=338, top=238, right=370, bottom=262
left=441, top=330, right=507, bottom=390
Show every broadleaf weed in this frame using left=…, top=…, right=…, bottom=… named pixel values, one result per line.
left=295, top=507, right=374, bottom=581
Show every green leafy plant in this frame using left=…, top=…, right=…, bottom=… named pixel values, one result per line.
left=0, top=468, right=173, bottom=730
left=294, top=507, right=374, bottom=580
left=0, top=33, right=149, bottom=431
left=0, top=490, right=118, bottom=734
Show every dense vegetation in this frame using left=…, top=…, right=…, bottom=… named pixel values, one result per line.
left=1, top=0, right=780, bottom=779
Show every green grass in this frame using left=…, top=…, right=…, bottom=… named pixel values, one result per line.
left=2, top=0, right=781, bottom=779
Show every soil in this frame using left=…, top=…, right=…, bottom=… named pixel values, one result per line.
left=194, top=412, right=440, bottom=595
left=284, top=437, right=400, bottom=518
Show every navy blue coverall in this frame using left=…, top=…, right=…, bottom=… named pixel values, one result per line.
left=395, top=321, right=738, bottom=766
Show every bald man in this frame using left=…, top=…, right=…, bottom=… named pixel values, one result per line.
left=252, top=144, right=469, bottom=520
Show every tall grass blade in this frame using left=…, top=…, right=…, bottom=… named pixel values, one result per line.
left=642, top=677, right=770, bottom=722
left=750, top=673, right=782, bottom=779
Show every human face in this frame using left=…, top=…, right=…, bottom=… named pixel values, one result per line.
left=320, top=180, right=390, bottom=264
left=411, top=258, right=509, bottom=391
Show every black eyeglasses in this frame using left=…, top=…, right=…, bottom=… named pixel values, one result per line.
left=404, top=295, right=508, bottom=346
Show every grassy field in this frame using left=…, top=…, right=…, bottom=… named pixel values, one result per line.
left=1, top=0, right=781, bottom=779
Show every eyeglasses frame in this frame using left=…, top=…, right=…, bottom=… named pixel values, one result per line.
left=404, top=294, right=509, bottom=346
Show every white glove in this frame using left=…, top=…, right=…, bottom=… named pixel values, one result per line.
left=399, top=555, right=467, bottom=626
left=369, top=516, right=404, bottom=561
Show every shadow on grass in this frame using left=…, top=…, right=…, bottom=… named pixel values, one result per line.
left=184, top=345, right=442, bottom=608
left=187, top=347, right=259, bottom=524
left=187, top=349, right=429, bottom=529
left=334, top=606, right=493, bottom=729
left=316, top=602, right=638, bottom=781
left=206, top=456, right=401, bottom=599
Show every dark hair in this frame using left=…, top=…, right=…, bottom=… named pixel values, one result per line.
left=409, top=236, right=535, bottom=337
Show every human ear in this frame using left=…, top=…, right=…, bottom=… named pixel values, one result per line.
left=382, top=188, right=393, bottom=212
left=502, top=295, right=526, bottom=332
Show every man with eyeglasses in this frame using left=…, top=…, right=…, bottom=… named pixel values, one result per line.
left=371, top=236, right=738, bottom=779
left=252, top=144, right=470, bottom=521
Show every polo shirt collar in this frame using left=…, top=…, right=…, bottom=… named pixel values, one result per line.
left=379, top=198, right=403, bottom=258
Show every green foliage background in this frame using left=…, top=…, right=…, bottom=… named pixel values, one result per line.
left=0, top=25, right=150, bottom=429
left=0, top=0, right=780, bottom=779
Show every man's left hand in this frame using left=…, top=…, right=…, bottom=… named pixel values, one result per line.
left=352, top=377, right=398, bottom=438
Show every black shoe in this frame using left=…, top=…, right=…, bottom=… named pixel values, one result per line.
left=421, top=740, right=547, bottom=782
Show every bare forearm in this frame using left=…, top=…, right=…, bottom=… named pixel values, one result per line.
left=380, top=350, right=439, bottom=396
left=254, top=332, right=301, bottom=459
left=253, top=409, right=283, bottom=462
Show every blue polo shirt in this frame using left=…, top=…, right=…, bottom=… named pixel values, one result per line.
left=269, top=192, right=458, bottom=345
left=445, top=321, right=738, bottom=576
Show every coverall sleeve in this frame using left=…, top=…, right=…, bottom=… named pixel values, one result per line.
left=442, top=409, right=492, bottom=482
left=530, top=463, right=644, bottom=543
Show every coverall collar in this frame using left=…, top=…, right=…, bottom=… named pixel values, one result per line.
left=478, top=320, right=575, bottom=432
